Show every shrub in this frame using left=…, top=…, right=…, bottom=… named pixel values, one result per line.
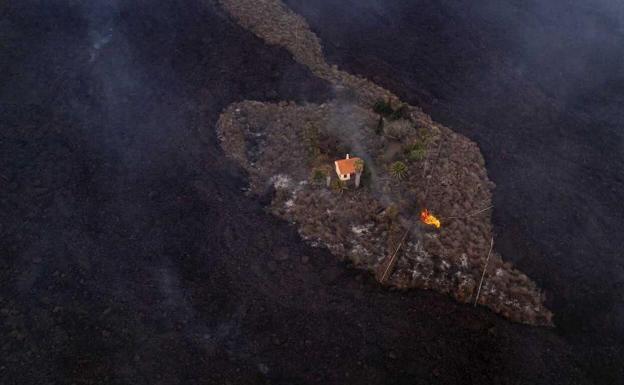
left=374, top=116, right=384, bottom=135
left=311, top=168, right=327, bottom=184
left=405, top=140, right=427, bottom=161
left=373, top=99, right=394, bottom=116
left=330, top=178, right=348, bottom=193
left=354, top=159, right=364, bottom=173
left=384, top=119, right=413, bottom=140
left=373, top=100, right=410, bottom=121
left=389, top=161, right=408, bottom=180
left=417, top=127, right=431, bottom=144
left=407, top=147, right=426, bottom=161
left=389, top=103, right=409, bottom=120
left=360, top=164, right=372, bottom=185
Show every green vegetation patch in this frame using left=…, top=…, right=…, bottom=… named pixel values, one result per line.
left=389, top=161, right=408, bottom=180
left=373, top=99, right=410, bottom=121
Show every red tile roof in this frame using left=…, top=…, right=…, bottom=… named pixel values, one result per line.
left=335, top=157, right=362, bottom=175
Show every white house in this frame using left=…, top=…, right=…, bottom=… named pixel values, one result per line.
left=334, top=154, right=364, bottom=186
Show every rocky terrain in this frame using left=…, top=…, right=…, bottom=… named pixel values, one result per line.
left=1, top=0, right=621, bottom=384
left=218, top=99, right=552, bottom=325
left=217, top=0, right=551, bottom=325
left=283, top=0, right=624, bottom=382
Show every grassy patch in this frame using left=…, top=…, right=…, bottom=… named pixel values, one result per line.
left=405, top=140, right=427, bottom=161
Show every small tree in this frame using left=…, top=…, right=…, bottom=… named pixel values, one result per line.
left=417, top=127, right=431, bottom=144
left=373, top=99, right=394, bottom=116
left=389, top=103, right=409, bottom=120
left=373, top=99, right=409, bottom=121
left=390, top=161, right=408, bottom=180
left=407, top=147, right=426, bottom=161
left=311, top=168, right=326, bottom=185
left=375, top=115, right=384, bottom=135
left=311, top=165, right=332, bottom=188
left=330, top=178, right=348, bottom=193
left=354, top=159, right=364, bottom=188
left=405, top=140, right=427, bottom=161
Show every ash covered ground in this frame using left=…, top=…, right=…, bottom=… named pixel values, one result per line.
left=284, top=0, right=624, bottom=382
left=218, top=99, right=551, bottom=326
left=1, top=0, right=622, bottom=384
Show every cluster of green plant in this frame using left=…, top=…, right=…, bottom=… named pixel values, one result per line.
left=330, top=178, right=348, bottom=193
left=408, top=146, right=426, bottom=161
left=389, top=103, right=409, bottom=120
left=311, top=168, right=327, bottom=184
left=373, top=99, right=394, bottom=116
left=354, top=159, right=364, bottom=173
left=405, top=140, right=427, bottom=161
left=373, top=99, right=410, bottom=121
left=402, top=127, right=431, bottom=161
left=417, top=127, right=431, bottom=143
left=389, top=161, right=408, bottom=180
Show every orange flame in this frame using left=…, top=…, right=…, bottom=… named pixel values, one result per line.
left=420, top=209, right=441, bottom=228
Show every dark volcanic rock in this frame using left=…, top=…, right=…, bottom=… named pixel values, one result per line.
left=0, top=0, right=609, bottom=384
left=284, top=0, right=624, bottom=382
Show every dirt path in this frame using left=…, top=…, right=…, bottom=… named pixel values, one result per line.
left=0, top=0, right=594, bottom=384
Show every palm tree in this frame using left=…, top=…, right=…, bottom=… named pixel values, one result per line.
left=390, top=161, right=408, bottom=180
left=375, top=115, right=384, bottom=135
left=354, top=159, right=364, bottom=188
